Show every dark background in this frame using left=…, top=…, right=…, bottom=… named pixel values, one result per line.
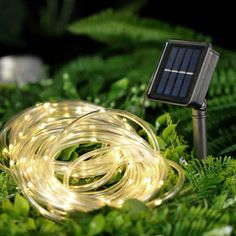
left=0, top=0, right=235, bottom=67
left=142, top=1, right=234, bottom=49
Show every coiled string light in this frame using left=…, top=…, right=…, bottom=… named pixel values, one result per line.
left=0, top=101, right=185, bottom=221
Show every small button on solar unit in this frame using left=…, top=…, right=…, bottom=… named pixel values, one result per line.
left=147, top=40, right=220, bottom=160
left=147, top=40, right=219, bottom=108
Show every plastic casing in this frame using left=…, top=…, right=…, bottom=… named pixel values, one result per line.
left=147, top=40, right=219, bottom=108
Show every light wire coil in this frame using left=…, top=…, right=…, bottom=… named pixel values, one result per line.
left=0, top=101, right=185, bottom=221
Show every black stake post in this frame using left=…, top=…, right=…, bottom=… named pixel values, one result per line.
left=192, top=100, right=207, bottom=159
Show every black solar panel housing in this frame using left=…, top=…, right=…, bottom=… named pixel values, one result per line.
left=147, top=40, right=219, bottom=107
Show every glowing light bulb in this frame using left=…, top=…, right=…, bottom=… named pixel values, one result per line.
left=9, top=160, right=14, bottom=167
left=144, top=177, right=152, bottom=185
left=24, top=114, right=31, bottom=121
left=2, top=148, right=8, bottom=154
left=43, top=102, right=51, bottom=109
left=9, top=144, right=14, bottom=152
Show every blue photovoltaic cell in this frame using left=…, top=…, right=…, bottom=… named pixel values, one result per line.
left=172, top=49, right=193, bottom=96
left=171, top=73, right=185, bottom=96
left=156, top=47, right=178, bottom=94
left=179, top=49, right=200, bottom=97
left=163, top=48, right=186, bottom=95
left=179, top=74, right=192, bottom=97
left=156, top=46, right=201, bottom=99
left=188, top=49, right=201, bottom=72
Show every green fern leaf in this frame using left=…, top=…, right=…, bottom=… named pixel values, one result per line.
left=208, top=130, right=236, bottom=155
left=68, top=9, right=209, bottom=44
left=219, top=144, right=236, bottom=156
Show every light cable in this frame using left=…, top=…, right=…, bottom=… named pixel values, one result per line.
left=0, top=101, right=185, bottom=221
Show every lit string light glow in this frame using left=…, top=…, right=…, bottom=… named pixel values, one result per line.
left=0, top=101, right=185, bottom=221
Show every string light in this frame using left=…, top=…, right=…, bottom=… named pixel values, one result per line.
left=0, top=101, right=185, bottom=221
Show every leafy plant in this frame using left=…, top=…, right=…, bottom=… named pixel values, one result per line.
left=0, top=5, right=236, bottom=236
left=68, top=9, right=209, bottom=45
left=40, top=0, right=75, bottom=36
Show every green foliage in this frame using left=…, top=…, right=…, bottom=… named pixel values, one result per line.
left=1, top=5, right=236, bottom=236
left=0, top=194, right=36, bottom=236
left=0, top=0, right=26, bottom=44
left=219, top=144, right=236, bottom=156
left=68, top=9, right=209, bottom=45
left=155, top=114, right=188, bottom=161
left=0, top=0, right=75, bottom=45
left=40, top=0, right=75, bottom=36
left=0, top=172, right=16, bottom=205
left=57, top=145, right=79, bottom=161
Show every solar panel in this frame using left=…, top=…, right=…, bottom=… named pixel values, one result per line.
left=147, top=40, right=219, bottom=107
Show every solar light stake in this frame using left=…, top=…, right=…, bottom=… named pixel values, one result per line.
left=147, top=40, right=219, bottom=159
left=192, top=100, right=207, bottom=159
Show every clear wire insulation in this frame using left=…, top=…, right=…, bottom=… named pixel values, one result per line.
left=0, top=101, right=185, bottom=221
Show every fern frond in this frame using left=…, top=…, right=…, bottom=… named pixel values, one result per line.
left=171, top=205, right=226, bottom=236
left=209, top=69, right=236, bottom=98
left=208, top=127, right=236, bottom=155
left=208, top=48, right=236, bottom=97
left=185, top=157, right=232, bottom=201
left=219, top=144, right=236, bottom=156
left=68, top=9, right=209, bottom=44
left=208, top=94, right=236, bottom=114
left=203, top=225, right=233, bottom=236
left=168, top=93, right=236, bottom=155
